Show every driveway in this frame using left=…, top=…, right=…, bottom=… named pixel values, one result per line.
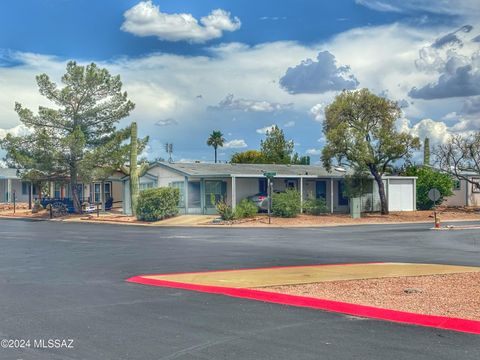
left=0, top=219, right=479, bottom=359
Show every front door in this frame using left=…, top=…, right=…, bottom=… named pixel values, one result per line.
left=316, top=181, right=327, bottom=199
left=204, top=180, right=227, bottom=214
left=188, top=181, right=201, bottom=214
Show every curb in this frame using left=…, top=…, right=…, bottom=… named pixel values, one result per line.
left=126, top=264, right=480, bottom=335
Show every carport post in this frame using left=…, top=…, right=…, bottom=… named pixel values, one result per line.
left=184, top=176, right=189, bottom=215
left=7, top=178, right=12, bottom=203
left=330, top=178, right=334, bottom=213
left=300, top=177, right=304, bottom=213
left=231, top=176, right=236, bottom=210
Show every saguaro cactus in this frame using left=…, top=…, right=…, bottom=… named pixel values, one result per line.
left=130, top=122, right=140, bottom=216
left=424, top=137, right=430, bottom=166
left=122, top=122, right=149, bottom=216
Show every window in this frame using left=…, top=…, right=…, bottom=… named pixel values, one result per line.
left=453, top=180, right=461, bottom=191
left=472, top=179, right=480, bottom=193
left=93, top=183, right=101, bottom=203
left=22, top=182, right=29, bottom=195
left=170, top=181, right=185, bottom=207
left=259, top=178, right=267, bottom=194
left=104, top=182, right=112, bottom=200
left=286, top=180, right=297, bottom=190
left=54, top=183, right=62, bottom=199
left=139, top=182, right=154, bottom=191
left=338, top=180, right=349, bottom=206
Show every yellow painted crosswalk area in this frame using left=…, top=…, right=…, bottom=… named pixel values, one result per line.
left=143, top=263, right=480, bottom=288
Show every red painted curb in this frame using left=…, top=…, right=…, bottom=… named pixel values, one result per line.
left=126, top=266, right=480, bottom=335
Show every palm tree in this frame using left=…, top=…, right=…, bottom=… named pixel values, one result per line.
left=206, top=130, right=225, bottom=163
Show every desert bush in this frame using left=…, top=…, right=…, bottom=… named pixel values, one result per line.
left=272, top=189, right=301, bottom=217
left=234, top=199, right=258, bottom=218
left=136, top=187, right=179, bottom=221
left=303, top=197, right=328, bottom=215
left=216, top=199, right=235, bottom=220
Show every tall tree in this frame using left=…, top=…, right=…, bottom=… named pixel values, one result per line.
left=321, top=89, right=420, bottom=214
left=435, top=133, right=480, bottom=188
left=260, top=125, right=294, bottom=164
left=0, top=61, right=134, bottom=212
left=231, top=150, right=264, bottom=164
left=207, top=130, right=225, bottom=163
left=423, top=137, right=431, bottom=166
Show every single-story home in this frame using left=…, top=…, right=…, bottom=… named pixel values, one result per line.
left=443, top=172, right=480, bottom=207
left=0, top=167, right=124, bottom=209
left=0, top=168, right=35, bottom=203
left=123, top=162, right=417, bottom=215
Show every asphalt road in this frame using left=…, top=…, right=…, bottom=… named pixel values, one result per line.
left=0, top=218, right=479, bottom=360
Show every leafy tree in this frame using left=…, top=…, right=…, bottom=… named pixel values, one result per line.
left=321, top=89, right=420, bottom=214
left=343, top=170, right=372, bottom=199
left=0, top=61, right=135, bottom=212
left=423, top=137, right=430, bottom=166
left=401, top=165, right=453, bottom=210
left=435, top=133, right=480, bottom=189
left=231, top=150, right=264, bottom=164
left=206, top=130, right=225, bottom=163
left=260, top=125, right=294, bottom=164
left=291, top=153, right=310, bottom=165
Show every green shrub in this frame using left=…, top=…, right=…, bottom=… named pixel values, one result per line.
left=272, top=189, right=301, bottom=217
left=136, top=187, right=180, bottom=221
left=401, top=165, right=454, bottom=210
left=234, top=199, right=258, bottom=219
left=216, top=199, right=235, bottom=221
left=303, top=197, right=328, bottom=215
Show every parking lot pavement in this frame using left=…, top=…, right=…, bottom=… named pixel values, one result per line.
left=0, top=219, right=479, bottom=360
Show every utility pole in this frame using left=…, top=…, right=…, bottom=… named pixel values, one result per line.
left=165, top=143, right=174, bottom=163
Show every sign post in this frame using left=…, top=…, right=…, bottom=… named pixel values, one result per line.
left=428, top=188, right=441, bottom=228
left=263, top=172, right=276, bottom=224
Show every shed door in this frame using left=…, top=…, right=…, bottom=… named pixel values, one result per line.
left=388, top=179, right=414, bottom=211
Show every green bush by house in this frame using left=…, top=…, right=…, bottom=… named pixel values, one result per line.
left=234, top=199, right=258, bottom=218
left=401, top=165, right=453, bottom=210
left=215, top=199, right=235, bottom=221
left=272, top=189, right=301, bottom=217
left=303, top=197, right=328, bottom=215
left=136, top=187, right=180, bottom=221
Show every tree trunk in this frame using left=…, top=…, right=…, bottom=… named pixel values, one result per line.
left=129, top=122, right=139, bottom=216
left=214, top=146, right=218, bottom=163
left=70, top=166, right=81, bottom=214
left=369, top=166, right=389, bottom=215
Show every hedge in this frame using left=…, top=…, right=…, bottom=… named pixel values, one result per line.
left=136, top=187, right=180, bottom=221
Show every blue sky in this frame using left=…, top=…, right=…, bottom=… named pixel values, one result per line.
left=1, top=0, right=479, bottom=163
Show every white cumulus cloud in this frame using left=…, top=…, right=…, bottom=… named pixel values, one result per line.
left=256, top=125, right=276, bottom=134
left=223, top=139, right=248, bottom=148
left=209, top=94, right=292, bottom=112
left=121, top=1, right=241, bottom=43
left=309, top=103, right=325, bottom=122
left=306, top=148, right=322, bottom=155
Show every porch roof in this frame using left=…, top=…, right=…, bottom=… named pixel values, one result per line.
left=152, top=162, right=352, bottom=178
left=0, top=168, right=19, bottom=179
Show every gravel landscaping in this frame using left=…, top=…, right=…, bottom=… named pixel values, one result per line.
left=256, top=272, right=480, bottom=321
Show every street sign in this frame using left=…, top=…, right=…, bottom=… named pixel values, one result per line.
left=428, top=188, right=441, bottom=202
left=263, top=172, right=276, bottom=178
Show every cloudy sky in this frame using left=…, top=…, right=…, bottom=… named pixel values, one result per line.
left=0, top=0, right=479, bottom=163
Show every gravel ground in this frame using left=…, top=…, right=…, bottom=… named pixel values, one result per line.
left=215, top=209, right=480, bottom=227
left=256, top=272, right=480, bottom=321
